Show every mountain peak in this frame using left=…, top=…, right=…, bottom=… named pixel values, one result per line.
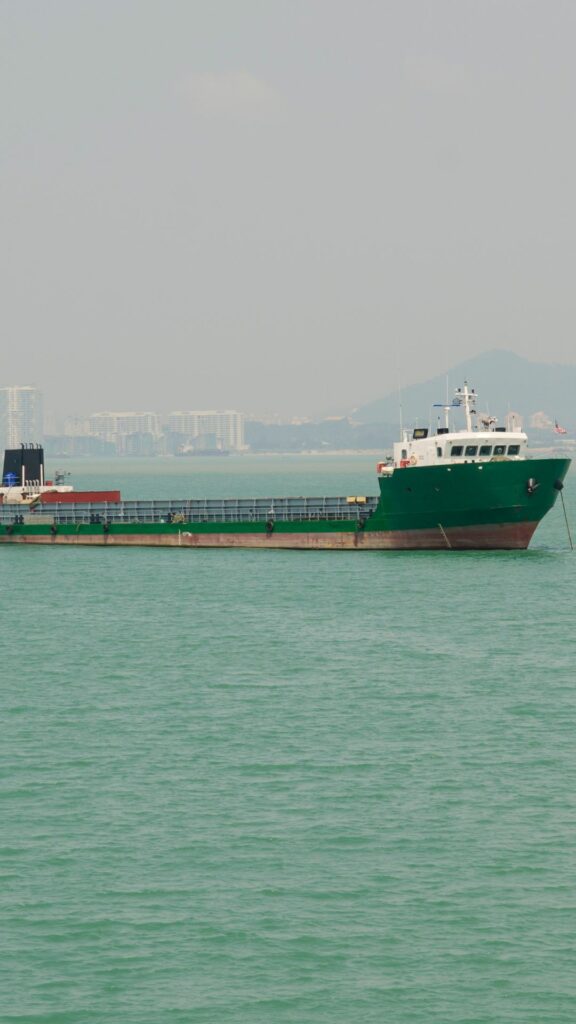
left=354, top=350, right=576, bottom=426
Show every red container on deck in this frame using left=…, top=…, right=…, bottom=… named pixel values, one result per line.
left=40, top=490, right=121, bottom=504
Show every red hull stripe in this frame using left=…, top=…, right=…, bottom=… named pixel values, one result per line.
left=40, top=490, right=122, bottom=504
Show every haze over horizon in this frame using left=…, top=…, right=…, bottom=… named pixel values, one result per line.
left=3, top=1, right=576, bottom=419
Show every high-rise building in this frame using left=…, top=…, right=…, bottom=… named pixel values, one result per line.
left=0, top=386, right=44, bottom=450
left=88, top=411, right=160, bottom=444
left=165, top=410, right=245, bottom=451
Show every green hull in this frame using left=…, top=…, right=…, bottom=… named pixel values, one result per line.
left=0, top=458, right=570, bottom=550
left=372, top=458, right=569, bottom=532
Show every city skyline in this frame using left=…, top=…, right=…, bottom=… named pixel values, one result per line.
left=0, top=381, right=248, bottom=456
left=6, top=341, right=576, bottom=439
left=3, top=345, right=575, bottom=460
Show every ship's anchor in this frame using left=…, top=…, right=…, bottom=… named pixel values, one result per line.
left=526, top=478, right=540, bottom=494
left=554, top=479, right=574, bottom=551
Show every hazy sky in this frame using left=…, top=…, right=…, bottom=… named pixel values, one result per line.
left=3, top=0, right=576, bottom=418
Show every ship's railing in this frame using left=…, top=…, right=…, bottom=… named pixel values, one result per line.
left=0, top=495, right=380, bottom=525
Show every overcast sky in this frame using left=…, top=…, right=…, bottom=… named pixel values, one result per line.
left=3, top=0, right=576, bottom=418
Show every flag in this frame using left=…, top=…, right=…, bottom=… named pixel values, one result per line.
left=554, top=420, right=568, bottom=435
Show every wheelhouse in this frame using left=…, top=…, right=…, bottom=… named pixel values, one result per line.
left=377, top=382, right=529, bottom=473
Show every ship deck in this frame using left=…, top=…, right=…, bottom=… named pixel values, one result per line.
left=0, top=495, right=380, bottom=526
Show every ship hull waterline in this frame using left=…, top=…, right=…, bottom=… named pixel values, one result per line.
left=0, top=521, right=541, bottom=550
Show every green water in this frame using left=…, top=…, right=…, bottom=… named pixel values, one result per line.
left=3, top=456, right=576, bottom=1023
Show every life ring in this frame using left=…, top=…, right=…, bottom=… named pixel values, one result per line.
left=409, top=455, right=417, bottom=466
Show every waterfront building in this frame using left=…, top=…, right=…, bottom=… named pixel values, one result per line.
left=88, top=412, right=161, bottom=445
left=164, top=410, right=244, bottom=451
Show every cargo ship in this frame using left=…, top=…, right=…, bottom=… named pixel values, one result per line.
left=0, top=385, right=570, bottom=550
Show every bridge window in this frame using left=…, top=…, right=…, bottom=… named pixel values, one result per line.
left=436, top=447, right=442, bottom=457
left=479, top=445, right=492, bottom=456
left=465, top=445, right=478, bottom=456
left=507, top=444, right=520, bottom=456
left=451, top=445, right=463, bottom=456
left=493, top=444, right=505, bottom=456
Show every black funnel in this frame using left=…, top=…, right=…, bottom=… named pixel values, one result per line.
left=2, top=444, right=45, bottom=487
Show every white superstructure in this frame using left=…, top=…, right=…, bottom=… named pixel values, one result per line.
left=378, top=382, right=528, bottom=474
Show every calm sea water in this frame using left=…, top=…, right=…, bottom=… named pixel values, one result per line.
left=2, top=455, right=576, bottom=1024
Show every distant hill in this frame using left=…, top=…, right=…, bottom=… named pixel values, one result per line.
left=352, top=350, right=576, bottom=430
